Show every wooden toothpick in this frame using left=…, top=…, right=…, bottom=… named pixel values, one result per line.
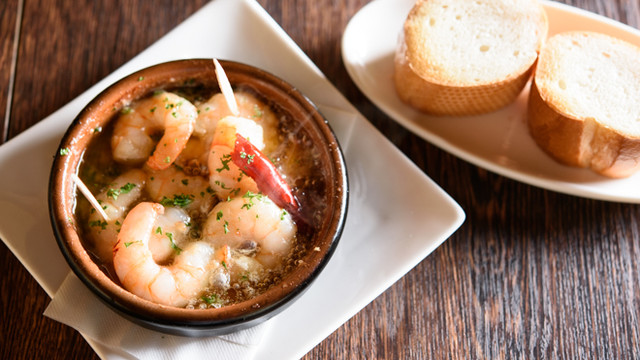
left=72, top=173, right=110, bottom=222
left=213, top=59, right=240, bottom=117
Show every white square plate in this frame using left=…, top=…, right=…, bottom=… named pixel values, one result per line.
left=0, top=0, right=465, bottom=358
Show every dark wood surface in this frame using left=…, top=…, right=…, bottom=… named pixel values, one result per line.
left=1, top=0, right=639, bottom=358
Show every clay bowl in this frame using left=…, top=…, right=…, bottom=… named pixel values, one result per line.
left=49, top=59, right=348, bottom=336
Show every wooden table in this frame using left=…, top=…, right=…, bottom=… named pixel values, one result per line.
left=1, top=0, right=639, bottom=358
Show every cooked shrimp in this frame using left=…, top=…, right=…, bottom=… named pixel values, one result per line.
left=194, top=92, right=275, bottom=142
left=208, top=116, right=264, bottom=198
left=111, top=91, right=197, bottom=171
left=148, top=207, right=191, bottom=264
left=174, top=137, right=209, bottom=176
left=146, top=166, right=217, bottom=214
left=208, top=145, right=259, bottom=199
left=87, top=169, right=146, bottom=263
left=113, top=202, right=218, bottom=307
left=202, top=193, right=296, bottom=269
left=212, top=116, right=265, bottom=149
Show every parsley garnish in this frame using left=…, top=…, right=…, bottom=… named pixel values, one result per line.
left=166, top=232, right=182, bottom=254
left=214, top=180, right=229, bottom=190
left=107, top=183, right=136, bottom=200
left=89, top=220, right=108, bottom=230
left=216, top=154, right=232, bottom=173
left=252, top=104, right=263, bottom=118
left=241, top=191, right=266, bottom=210
left=160, top=194, right=194, bottom=208
left=59, top=148, right=70, bottom=156
left=239, top=151, right=255, bottom=164
left=202, top=294, right=218, bottom=305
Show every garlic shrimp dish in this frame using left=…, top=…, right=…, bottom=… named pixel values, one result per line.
left=51, top=60, right=347, bottom=324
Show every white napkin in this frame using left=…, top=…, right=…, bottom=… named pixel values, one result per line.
left=44, top=272, right=269, bottom=360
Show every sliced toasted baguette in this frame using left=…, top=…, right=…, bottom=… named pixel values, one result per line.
left=527, top=31, right=640, bottom=178
left=394, top=0, right=548, bottom=116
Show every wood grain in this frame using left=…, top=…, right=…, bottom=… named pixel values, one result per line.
left=0, top=0, right=19, bottom=142
left=1, top=0, right=639, bottom=359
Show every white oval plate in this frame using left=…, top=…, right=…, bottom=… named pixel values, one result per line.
left=342, top=0, right=640, bottom=203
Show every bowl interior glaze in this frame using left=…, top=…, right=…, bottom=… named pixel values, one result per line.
left=49, top=59, right=348, bottom=336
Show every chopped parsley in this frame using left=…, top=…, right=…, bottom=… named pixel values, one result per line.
left=239, top=151, right=255, bottom=164
left=89, top=220, right=108, bottom=230
left=107, top=183, right=137, bottom=200
left=166, top=232, right=182, bottom=254
left=215, top=154, right=232, bottom=173
left=223, top=220, right=229, bottom=234
left=201, top=294, right=218, bottom=305
left=121, top=107, right=132, bottom=114
left=216, top=211, right=223, bottom=221
left=214, top=180, right=229, bottom=190
left=159, top=194, right=194, bottom=208
left=252, top=104, right=263, bottom=118
left=149, top=106, right=157, bottom=113
left=93, top=126, right=102, bottom=133
left=124, top=240, right=141, bottom=248
left=59, top=148, right=70, bottom=156
left=241, top=191, right=266, bottom=210
left=181, top=179, right=189, bottom=186
left=137, top=76, right=144, bottom=81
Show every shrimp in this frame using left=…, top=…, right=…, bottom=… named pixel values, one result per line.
left=147, top=207, right=191, bottom=264
left=86, top=169, right=146, bottom=263
left=194, top=92, right=275, bottom=142
left=202, top=193, right=296, bottom=270
left=111, top=91, right=197, bottom=171
left=146, top=166, right=217, bottom=214
left=208, top=116, right=264, bottom=199
left=113, top=202, right=220, bottom=307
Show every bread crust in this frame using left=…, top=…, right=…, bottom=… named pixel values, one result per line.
left=394, top=0, right=548, bottom=116
left=527, top=32, right=640, bottom=178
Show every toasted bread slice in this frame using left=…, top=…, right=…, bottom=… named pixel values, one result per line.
left=394, top=0, right=547, bottom=116
left=528, top=31, right=640, bottom=178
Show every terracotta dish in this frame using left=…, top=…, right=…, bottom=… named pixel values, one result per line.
left=49, top=59, right=348, bottom=336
